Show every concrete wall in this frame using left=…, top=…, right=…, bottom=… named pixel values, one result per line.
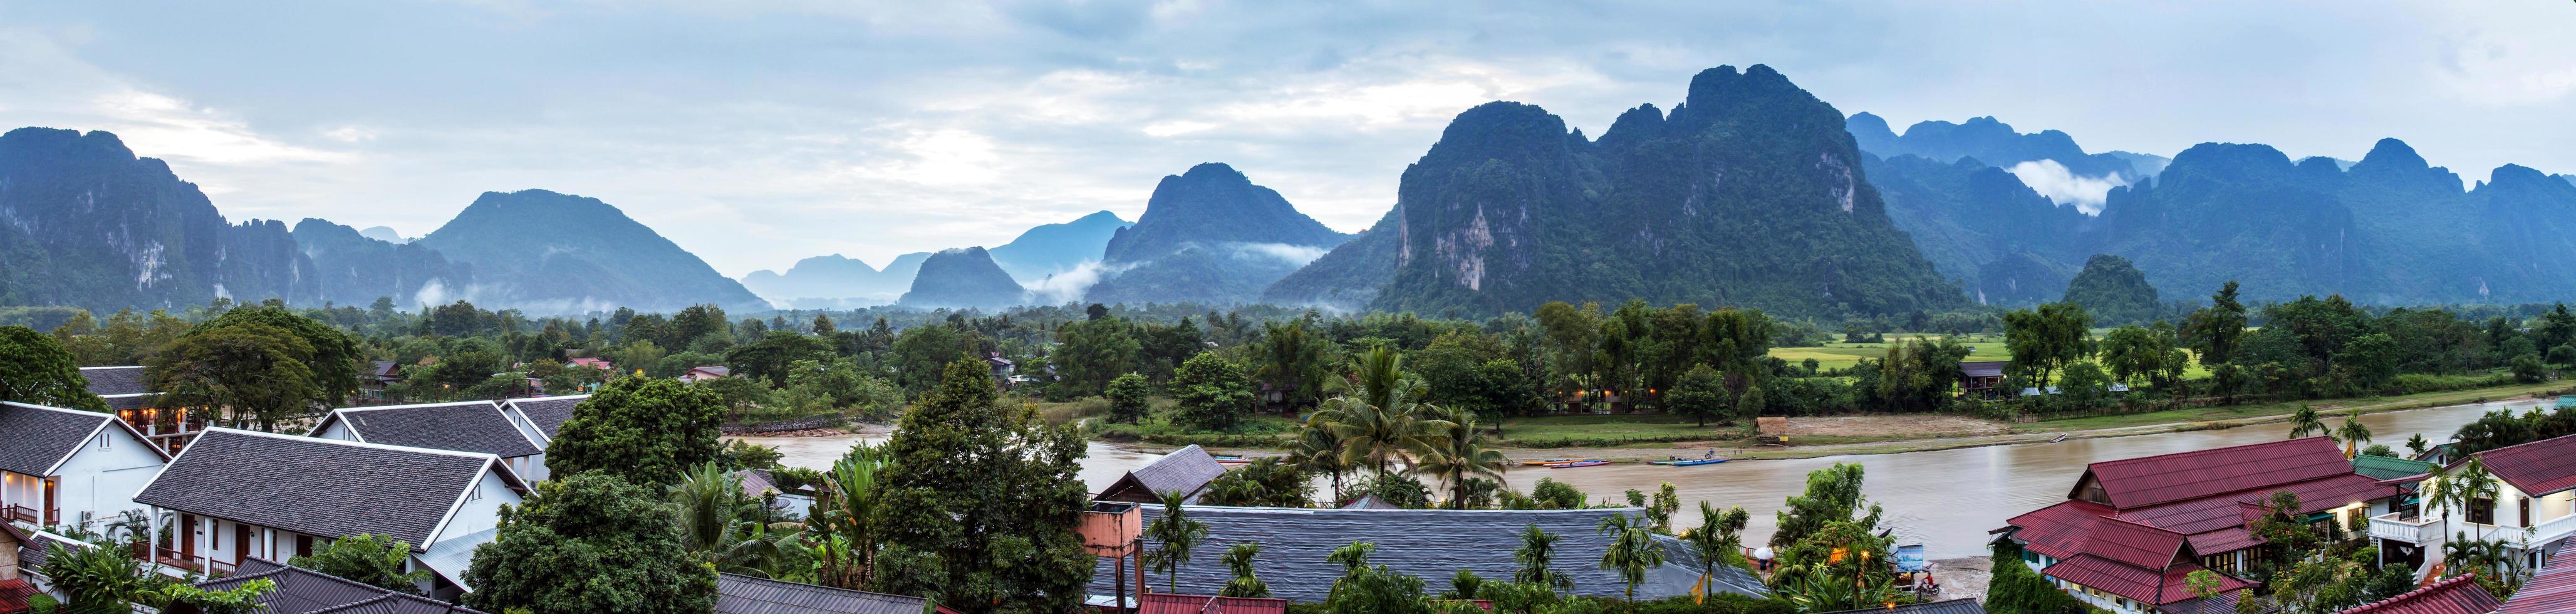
left=53, top=424, right=166, bottom=530
left=430, top=468, right=521, bottom=544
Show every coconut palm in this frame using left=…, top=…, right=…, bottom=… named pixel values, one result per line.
left=1313, top=349, right=1452, bottom=476
left=2425, top=458, right=2502, bottom=540
left=1513, top=523, right=1573, bottom=593
left=1416, top=407, right=1509, bottom=508
left=1145, top=489, right=1210, bottom=593
left=1218, top=542, right=1270, bottom=598
left=1597, top=513, right=1668, bottom=601
left=2337, top=410, right=2374, bottom=457
left=2288, top=404, right=2330, bottom=440
left=671, top=462, right=806, bottom=578
left=2406, top=434, right=2432, bottom=457
left=1683, top=502, right=1752, bottom=601
left=1289, top=419, right=1354, bottom=502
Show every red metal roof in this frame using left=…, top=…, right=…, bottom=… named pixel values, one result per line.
left=2007, top=500, right=2114, bottom=559
left=2085, top=519, right=2191, bottom=570
left=2042, top=554, right=2251, bottom=605
left=1138, top=593, right=1291, bottom=614
left=0, top=579, right=36, bottom=614
left=2081, top=437, right=2355, bottom=509
left=2503, top=551, right=2576, bottom=614
left=2475, top=434, right=2576, bottom=497
left=2340, top=574, right=2499, bottom=614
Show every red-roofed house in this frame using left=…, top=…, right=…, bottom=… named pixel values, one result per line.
left=2338, top=573, right=2497, bottom=614
left=2376, top=434, right=2576, bottom=578
left=1136, top=593, right=1289, bottom=614
left=1998, top=437, right=2402, bottom=614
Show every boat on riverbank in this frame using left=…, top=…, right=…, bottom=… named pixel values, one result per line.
left=1662, top=457, right=1728, bottom=466
left=1212, top=454, right=1257, bottom=464
left=1548, top=459, right=1611, bottom=468
left=1522, top=458, right=1591, bottom=466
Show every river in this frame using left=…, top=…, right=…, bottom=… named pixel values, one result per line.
left=733, top=398, right=2535, bottom=561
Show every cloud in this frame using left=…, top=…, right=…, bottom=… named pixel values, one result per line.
left=1022, top=259, right=1137, bottom=304
left=2005, top=159, right=2124, bottom=215
left=1229, top=242, right=1330, bottom=266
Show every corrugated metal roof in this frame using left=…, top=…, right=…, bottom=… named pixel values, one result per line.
left=0, top=579, right=36, bottom=614
left=1137, top=593, right=1290, bottom=614
left=2339, top=573, right=2499, bottom=614
left=2005, top=500, right=2112, bottom=559
left=1087, top=505, right=1767, bottom=603
left=2082, top=437, right=2356, bottom=509
left=2501, top=549, right=2576, bottom=614
left=1819, top=598, right=1987, bottom=614
left=2084, top=519, right=2189, bottom=570
left=2475, top=434, right=2576, bottom=497
left=2041, top=554, right=2249, bottom=606
left=2354, top=455, right=2441, bottom=481
left=198, top=558, right=486, bottom=614
left=715, top=573, right=930, bottom=614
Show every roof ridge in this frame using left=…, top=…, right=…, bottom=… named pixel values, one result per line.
left=0, top=401, right=115, bottom=420
left=335, top=400, right=504, bottom=412
left=76, top=365, right=144, bottom=370
left=205, top=427, right=506, bottom=462
left=2474, top=432, right=2576, bottom=458
left=2091, top=436, right=2335, bottom=469
left=2339, top=572, right=2484, bottom=614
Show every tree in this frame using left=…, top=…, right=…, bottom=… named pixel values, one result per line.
left=0, top=325, right=109, bottom=411
left=2406, top=434, right=2431, bottom=457
left=1512, top=524, right=1573, bottom=593
left=1683, top=502, right=1752, bottom=600
left=1290, top=424, right=1355, bottom=503
left=1218, top=542, right=1271, bottom=598
left=147, top=579, right=279, bottom=614
left=1104, top=373, right=1151, bottom=424
left=193, top=306, right=363, bottom=401
left=2288, top=404, right=2329, bottom=440
left=1254, top=321, right=1330, bottom=411
left=1770, top=462, right=1877, bottom=549
left=1170, top=353, right=1254, bottom=432
left=670, top=462, right=804, bottom=578
left=1596, top=513, right=1666, bottom=601
left=868, top=359, right=1096, bottom=613
left=1417, top=408, right=1509, bottom=508
left=548, top=375, right=726, bottom=486
left=464, top=473, right=717, bottom=614
left=2002, top=302, right=2094, bottom=388
left=2340, top=333, right=2401, bottom=392
left=1314, top=346, right=1452, bottom=476
left=1666, top=365, right=1728, bottom=427
left=2183, top=281, right=2250, bottom=367
left=724, top=331, right=832, bottom=387
left=1146, top=489, right=1211, bottom=592
left=147, top=320, right=323, bottom=430
left=2337, top=410, right=2374, bottom=458
left=1052, top=316, right=1140, bottom=398
left=1985, top=541, right=2087, bottom=614
left=810, top=442, right=890, bottom=590
left=1202, top=457, right=1312, bottom=507
left=287, top=534, right=432, bottom=593
left=34, top=539, right=161, bottom=611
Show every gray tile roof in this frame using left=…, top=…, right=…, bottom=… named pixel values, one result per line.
left=1088, top=505, right=1768, bottom=603
left=102, top=393, right=155, bottom=411
left=501, top=395, right=587, bottom=440
left=1822, top=598, right=1987, bottom=614
left=716, top=573, right=931, bottom=614
left=134, top=429, right=507, bottom=548
left=318, top=402, right=542, bottom=459
left=1101, top=444, right=1227, bottom=502
left=17, top=530, right=88, bottom=573
left=0, top=402, right=116, bottom=476
left=79, top=366, right=149, bottom=396
left=200, top=558, right=487, bottom=614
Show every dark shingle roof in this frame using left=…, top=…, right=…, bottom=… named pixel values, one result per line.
left=79, top=366, right=149, bottom=396
left=318, top=402, right=541, bottom=459
left=134, top=429, right=504, bottom=547
left=199, top=558, right=486, bottom=614
left=1821, top=598, right=1988, bottom=614
left=1101, top=444, right=1228, bottom=502
left=17, top=530, right=88, bottom=574
left=1086, top=506, right=1767, bottom=603
left=0, top=402, right=116, bottom=476
left=2475, top=434, right=2576, bottom=497
left=715, top=573, right=931, bottom=614
left=501, top=395, right=587, bottom=440
left=2340, top=573, right=2499, bottom=614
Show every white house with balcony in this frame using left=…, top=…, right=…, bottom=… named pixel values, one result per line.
left=0, top=402, right=169, bottom=532
left=130, top=429, right=524, bottom=601
left=2372, top=432, right=2576, bottom=576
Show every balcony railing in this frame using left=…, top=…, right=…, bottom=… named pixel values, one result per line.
left=2371, top=512, right=2443, bottom=544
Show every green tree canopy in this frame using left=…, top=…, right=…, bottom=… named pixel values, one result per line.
left=287, top=534, right=432, bottom=594
left=464, top=472, right=718, bottom=614
left=548, top=375, right=725, bottom=486
left=1170, top=353, right=1254, bottom=431
left=0, top=325, right=108, bottom=411
left=868, top=359, right=1096, bottom=613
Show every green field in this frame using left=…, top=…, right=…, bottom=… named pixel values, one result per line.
left=1768, top=333, right=2210, bottom=378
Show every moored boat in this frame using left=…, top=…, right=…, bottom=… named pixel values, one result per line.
left=1547, top=459, right=1611, bottom=468
left=1520, top=458, right=1586, bottom=466
left=1666, top=457, right=1728, bottom=466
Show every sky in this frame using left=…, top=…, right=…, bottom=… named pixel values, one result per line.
left=3, top=1, right=2570, bottom=278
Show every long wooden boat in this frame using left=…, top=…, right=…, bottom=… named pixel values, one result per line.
left=1520, top=458, right=1586, bottom=466
left=1212, top=455, right=1257, bottom=464
left=1547, top=459, right=1611, bottom=468
left=1665, top=457, right=1728, bottom=466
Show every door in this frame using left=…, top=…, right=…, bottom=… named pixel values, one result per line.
left=41, top=477, right=55, bottom=526
left=235, top=523, right=252, bottom=565
left=180, top=513, right=197, bottom=561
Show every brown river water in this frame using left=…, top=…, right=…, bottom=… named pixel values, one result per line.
left=733, top=398, right=2538, bottom=560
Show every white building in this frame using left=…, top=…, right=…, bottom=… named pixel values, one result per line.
left=0, top=402, right=169, bottom=532
left=132, top=429, right=525, bottom=600
left=2373, top=432, right=2576, bottom=575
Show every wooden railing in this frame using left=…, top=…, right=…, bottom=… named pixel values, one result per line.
left=0, top=504, right=40, bottom=524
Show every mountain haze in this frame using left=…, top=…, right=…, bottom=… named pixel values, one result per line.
left=1085, top=163, right=1349, bottom=305
left=898, top=247, right=1027, bottom=310
left=415, top=189, right=765, bottom=313
left=988, top=210, right=1131, bottom=284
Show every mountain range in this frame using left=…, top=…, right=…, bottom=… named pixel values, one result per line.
left=1083, top=163, right=1349, bottom=306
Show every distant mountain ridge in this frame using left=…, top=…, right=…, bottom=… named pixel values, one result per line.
left=989, top=210, right=1131, bottom=283
left=1086, top=163, right=1349, bottom=305
left=415, top=189, right=766, bottom=313
left=898, top=247, right=1026, bottom=310
left=1847, top=113, right=2151, bottom=182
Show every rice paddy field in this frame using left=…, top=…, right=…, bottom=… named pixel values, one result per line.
left=1768, top=332, right=2211, bottom=378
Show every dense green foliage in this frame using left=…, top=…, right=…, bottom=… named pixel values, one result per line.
left=548, top=375, right=727, bottom=485
left=2062, top=254, right=2164, bottom=325
left=1171, top=353, right=1255, bottom=431
left=464, top=473, right=719, bottom=614
left=868, top=360, right=1096, bottom=613
left=288, top=534, right=434, bottom=594
left=0, top=325, right=108, bottom=410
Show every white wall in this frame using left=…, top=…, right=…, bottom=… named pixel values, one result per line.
left=314, top=419, right=357, bottom=442
left=428, top=469, right=521, bottom=544
left=52, top=425, right=165, bottom=530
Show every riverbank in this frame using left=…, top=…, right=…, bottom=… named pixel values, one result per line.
left=1153, top=378, right=2570, bottom=462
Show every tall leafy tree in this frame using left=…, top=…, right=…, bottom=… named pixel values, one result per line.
left=868, top=359, right=1096, bottom=613
left=1104, top=373, right=1151, bottom=424
left=1052, top=316, right=1140, bottom=397
left=190, top=306, right=363, bottom=402
left=1218, top=543, right=1270, bottom=598
left=1170, top=353, right=1253, bottom=431
left=1683, top=502, right=1752, bottom=600
left=2287, top=404, right=2329, bottom=440
left=548, top=375, right=726, bottom=486
left=0, top=325, right=109, bottom=411
left=2336, top=410, right=2374, bottom=458
left=1596, top=513, right=1667, bottom=601
left=464, top=473, right=718, bottom=614
left=1512, top=524, right=1573, bottom=593
left=147, top=320, right=322, bottom=430
left=724, top=330, right=832, bottom=386
left=2002, top=302, right=2094, bottom=388
left=2183, top=281, right=2250, bottom=367
left=1145, top=489, right=1211, bottom=592
left=1416, top=408, right=1509, bottom=508
left=1770, top=462, right=1878, bottom=549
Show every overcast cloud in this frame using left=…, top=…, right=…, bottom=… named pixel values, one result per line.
left=1, top=1, right=2569, bottom=276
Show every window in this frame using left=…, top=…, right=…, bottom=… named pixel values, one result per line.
left=2471, top=498, right=2497, bottom=525
left=467, top=486, right=481, bottom=502
left=96, top=432, right=110, bottom=450
left=2522, top=497, right=2533, bottom=528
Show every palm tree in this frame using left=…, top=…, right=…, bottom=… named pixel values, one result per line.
left=1597, top=513, right=1668, bottom=601
left=671, top=462, right=803, bottom=578
left=2288, top=404, right=2330, bottom=440
left=1313, top=347, right=1452, bottom=476
left=1218, top=542, right=1269, bottom=598
left=1145, top=489, right=1210, bottom=593
left=2337, top=410, right=2374, bottom=457
left=1514, top=523, right=1573, bottom=593
left=811, top=442, right=888, bottom=589
left=2425, top=458, right=2503, bottom=541
left=1416, top=407, right=1509, bottom=508
left=2406, top=433, right=2433, bottom=457
left=1289, top=419, right=1354, bottom=502
left=1682, top=502, right=1752, bottom=602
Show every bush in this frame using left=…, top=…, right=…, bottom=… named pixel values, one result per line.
left=2513, top=353, right=2550, bottom=383
left=1354, top=473, right=1432, bottom=508
left=1526, top=477, right=1586, bottom=509
left=1106, top=373, right=1152, bottom=424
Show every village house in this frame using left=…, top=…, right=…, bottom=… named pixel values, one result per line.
left=1959, top=360, right=2010, bottom=398
left=82, top=365, right=205, bottom=452
left=566, top=357, right=614, bottom=372
left=499, top=395, right=587, bottom=450
left=1996, top=437, right=2402, bottom=614
left=1093, top=444, right=1228, bottom=504
left=2373, top=433, right=2576, bottom=576
left=170, top=558, right=484, bottom=614
left=0, top=402, right=169, bottom=531
left=131, top=429, right=525, bottom=600
left=309, top=401, right=550, bottom=482
left=682, top=365, right=732, bottom=382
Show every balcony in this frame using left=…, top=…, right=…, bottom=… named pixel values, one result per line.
left=2370, top=512, right=2443, bottom=544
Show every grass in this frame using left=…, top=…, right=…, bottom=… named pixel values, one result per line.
left=1768, top=333, right=2210, bottom=378
left=2008, top=378, right=2572, bottom=434
left=1490, top=414, right=1746, bottom=448
left=1086, top=402, right=1304, bottom=449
